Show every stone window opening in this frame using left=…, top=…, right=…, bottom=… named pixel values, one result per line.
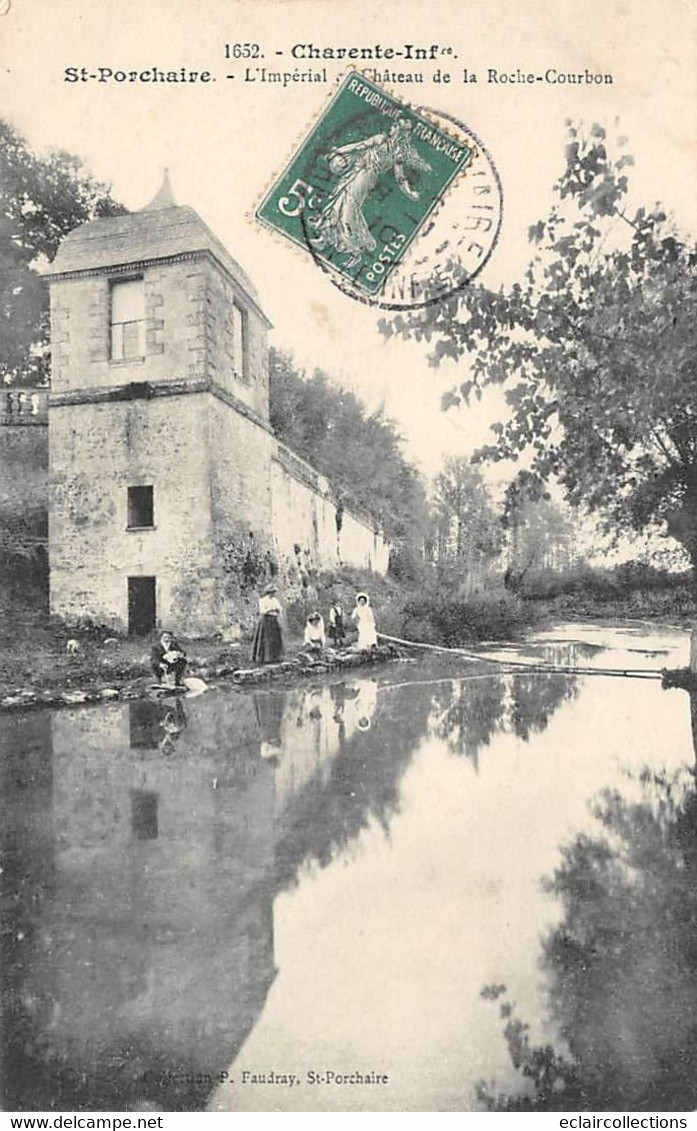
left=127, top=485, right=154, bottom=529
left=111, top=277, right=145, bottom=361
left=231, top=300, right=249, bottom=382
left=130, top=789, right=159, bottom=840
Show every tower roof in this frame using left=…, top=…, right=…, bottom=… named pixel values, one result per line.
left=44, top=176, right=265, bottom=316
left=143, top=169, right=177, bottom=211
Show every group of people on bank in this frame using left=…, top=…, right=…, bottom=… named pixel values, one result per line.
left=251, top=584, right=378, bottom=666
left=148, top=586, right=379, bottom=686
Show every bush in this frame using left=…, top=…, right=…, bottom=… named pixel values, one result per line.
left=273, top=566, right=535, bottom=649
left=521, top=564, right=616, bottom=600
left=388, top=544, right=430, bottom=586
left=400, top=589, right=537, bottom=645
left=520, top=560, right=694, bottom=612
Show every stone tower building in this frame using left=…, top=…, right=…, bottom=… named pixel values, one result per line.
left=45, top=176, right=388, bottom=636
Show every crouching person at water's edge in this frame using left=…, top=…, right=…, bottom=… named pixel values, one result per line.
left=151, top=630, right=187, bottom=687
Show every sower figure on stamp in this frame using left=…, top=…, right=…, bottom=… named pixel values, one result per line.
left=313, top=115, right=432, bottom=268
left=151, top=631, right=187, bottom=688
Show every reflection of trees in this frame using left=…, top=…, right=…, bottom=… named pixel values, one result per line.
left=539, top=641, right=605, bottom=666
left=478, top=768, right=697, bottom=1111
left=274, top=681, right=433, bottom=891
left=510, top=672, right=577, bottom=742
left=432, top=676, right=506, bottom=766
left=432, top=668, right=577, bottom=763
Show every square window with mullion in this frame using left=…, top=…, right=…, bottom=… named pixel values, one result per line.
left=111, top=278, right=145, bottom=361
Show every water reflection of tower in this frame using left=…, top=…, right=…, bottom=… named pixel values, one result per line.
left=2, top=697, right=279, bottom=1111
left=0, top=712, right=56, bottom=1112
left=3, top=678, right=431, bottom=1111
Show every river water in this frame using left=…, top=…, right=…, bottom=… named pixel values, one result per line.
left=1, top=623, right=695, bottom=1112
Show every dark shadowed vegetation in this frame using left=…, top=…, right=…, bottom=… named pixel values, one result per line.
left=0, top=119, right=125, bottom=386
left=477, top=769, right=697, bottom=1111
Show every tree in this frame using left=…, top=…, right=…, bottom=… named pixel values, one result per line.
left=383, top=124, right=697, bottom=577
left=502, top=471, right=575, bottom=590
left=269, top=347, right=429, bottom=545
left=0, top=119, right=125, bottom=385
left=431, top=457, right=503, bottom=588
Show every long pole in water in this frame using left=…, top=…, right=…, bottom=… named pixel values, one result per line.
left=377, top=632, right=665, bottom=681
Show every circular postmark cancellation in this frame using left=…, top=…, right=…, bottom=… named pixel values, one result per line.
left=256, top=70, right=503, bottom=310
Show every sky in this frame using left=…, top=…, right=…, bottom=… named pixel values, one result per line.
left=1, top=0, right=696, bottom=497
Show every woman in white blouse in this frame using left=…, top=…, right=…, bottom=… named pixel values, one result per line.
left=251, top=583, right=284, bottom=664
left=351, top=592, right=378, bottom=650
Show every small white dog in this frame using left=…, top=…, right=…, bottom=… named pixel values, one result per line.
left=66, top=639, right=80, bottom=655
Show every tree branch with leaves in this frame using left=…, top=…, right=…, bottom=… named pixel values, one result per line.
left=382, top=123, right=697, bottom=576
left=0, top=119, right=125, bottom=385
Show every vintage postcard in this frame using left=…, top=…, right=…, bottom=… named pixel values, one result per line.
left=0, top=0, right=696, bottom=1117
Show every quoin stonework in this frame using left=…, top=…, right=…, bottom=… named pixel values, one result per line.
left=43, top=174, right=389, bottom=636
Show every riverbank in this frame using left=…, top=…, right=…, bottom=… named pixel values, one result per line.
left=1, top=563, right=692, bottom=713
left=0, top=632, right=401, bottom=714
left=0, top=567, right=519, bottom=711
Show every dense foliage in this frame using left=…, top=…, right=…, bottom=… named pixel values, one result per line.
left=383, top=124, right=697, bottom=575
left=269, top=347, right=429, bottom=544
left=0, top=118, right=125, bottom=385
left=431, top=457, right=503, bottom=569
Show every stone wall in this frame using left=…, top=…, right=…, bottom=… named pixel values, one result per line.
left=206, top=259, right=269, bottom=420
left=206, top=392, right=275, bottom=629
left=49, top=393, right=217, bottom=633
left=206, top=399, right=389, bottom=632
left=50, top=261, right=215, bottom=394
left=0, top=390, right=49, bottom=508
left=271, top=444, right=390, bottom=577
left=0, top=425, right=48, bottom=520
left=0, top=389, right=49, bottom=571
left=48, top=388, right=388, bottom=635
left=49, top=255, right=270, bottom=416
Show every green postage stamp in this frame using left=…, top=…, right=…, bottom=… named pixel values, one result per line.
left=256, top=71, right=496, bottom=304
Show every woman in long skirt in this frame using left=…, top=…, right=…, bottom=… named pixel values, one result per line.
left=252, top=584, right=284, bottom=665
